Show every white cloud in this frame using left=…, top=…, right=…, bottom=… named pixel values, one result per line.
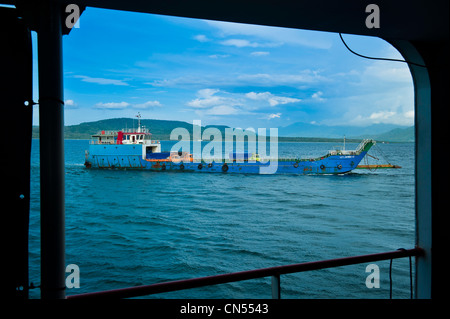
left=95, top=102, right=130, bottom=109
left=404, top=110, right=414, bottom=119
left=187, top=89, right=242, bottom=113
left=147, top=75, right=213, bottom=88
left=220, top=39, right=261, bottom=48
left=198, top=88, right=220, bottom=98
left=187, top=89, right=246, bottom=117
left=250, top=51, right=270, bottom=56
left=363, top=61, right=412, bottom=83
left=94, top=100, right=162, bottom=110
left=188, top=89, right=223, bottom=109
left=208, top=54, right=230, bottom=59
left=245, top=92, right=301, bottom=106
left=237, top=70, right=326, bottom=86
left=74, top=75, right=129, bottom=86
left=186, top=89, right=300, bottom=119
left=238, top=73, right=271, bottom=82
left=146, top=69, right=326, bottom=90
left=133, top=100, right=162, bottom=109
left=194, top=34, right=210, bottom=42
left=206, top=20, right=332, bottom=49
left=369, top=111, right=396, bottom=122
left=205, top=105, right=239, bottom=115
left=186, top=89, right=300, bottom=120
left=348, top=107, right=413, bottom=126
left=64, top=99, right=78, bottom=108
left=311, top=91, right=326, bottom=102
left=267, top=113, right=282, bottom=119
left=188, top=97, right=220, bottom=109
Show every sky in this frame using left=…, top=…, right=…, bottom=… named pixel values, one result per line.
left=32, top=7, right=414, bottom=128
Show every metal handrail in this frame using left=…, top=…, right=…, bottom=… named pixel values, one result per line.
left=67, top=247, right=424, bottom=299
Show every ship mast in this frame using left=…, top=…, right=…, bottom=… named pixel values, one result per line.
left=136, top=112, right=141, bottom=133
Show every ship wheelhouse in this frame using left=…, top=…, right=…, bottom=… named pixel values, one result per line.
left=120, top=128, right=162, bottom=158
left=89, top=114, right=162, bottom=160
left=91, top=130, right=117, bottom=144
left=121, top=129, right=152, bottom=145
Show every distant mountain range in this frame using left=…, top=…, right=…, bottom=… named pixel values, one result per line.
left=32, top=118, right=414, bottom=142
left=278, top=122, right=414, bottom=142
left=369, top=126, right=414, bottom=142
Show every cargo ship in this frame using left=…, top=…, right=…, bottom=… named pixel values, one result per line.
left=84, top=118, right=375, bottom=175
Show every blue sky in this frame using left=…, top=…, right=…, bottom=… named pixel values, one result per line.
left=32, top=7, right=414, bottom=128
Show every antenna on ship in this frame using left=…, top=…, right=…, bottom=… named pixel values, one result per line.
left=136, top=112, right=141, bottom=133
left=343, top=135, right=346, bottom=151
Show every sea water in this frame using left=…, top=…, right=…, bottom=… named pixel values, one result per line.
left=28, top=140, right=415, bottom=299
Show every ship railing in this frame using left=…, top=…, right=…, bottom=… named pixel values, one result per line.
left=67, top=247, right=423, bottom=299
left=190, top=157, right=299, bottom=162
left=122, top=128, right=151, bottom=134
left=327, top=139, right=373, bottom=156
left=355, top=139, right=375, bottom=154
left=93, top=130, right=118, bottom=136
left=91, top=128, right=152, bottom=135
left=327, top=150, right=357, bottom=156
left=89, top=139, right=160, bottom=145
left=89, top=140, right=116, bottom=145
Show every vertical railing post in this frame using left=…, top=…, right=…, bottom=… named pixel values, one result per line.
left=37, top=2, right=65, bottom=299
left=271, top=274, right=281, bottom=299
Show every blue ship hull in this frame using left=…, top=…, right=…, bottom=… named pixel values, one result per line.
left=85, top=140, right=374, bottom=175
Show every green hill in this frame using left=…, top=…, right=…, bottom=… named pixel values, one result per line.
left=64, top=118, right=195, bottom=140
left=32, top=117, right=414, bottom=142
left=371, top=126, right=414, bottom=142
left=33, top=118, right=230, bottom=140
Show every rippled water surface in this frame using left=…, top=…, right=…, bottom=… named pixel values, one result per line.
left=28, top=140, right=415, bottom=298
